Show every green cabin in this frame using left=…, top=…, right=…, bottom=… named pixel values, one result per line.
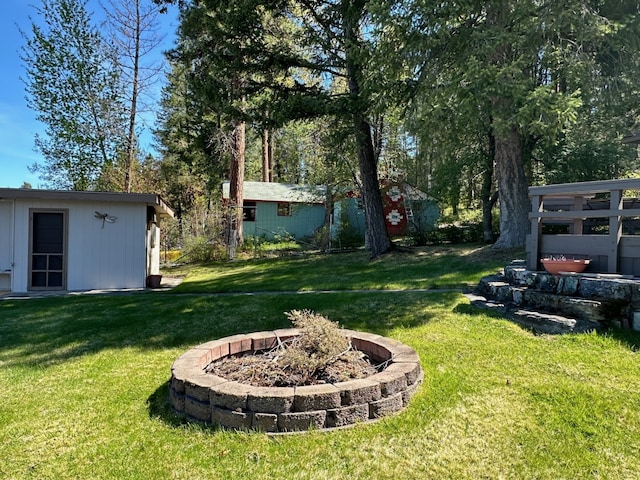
left=223, top=180, right=440, bottom=243
left=223, top=181, right=326, bottom=240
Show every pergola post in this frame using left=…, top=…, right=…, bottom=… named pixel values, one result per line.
left=608, top=189, right=623, bottom=272
left=527, top=194, right=542, bottom=270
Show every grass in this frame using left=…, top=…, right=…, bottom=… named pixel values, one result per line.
left=166, top=244, right=524, bottom=293
left=2, top=245, right=640, bottom=479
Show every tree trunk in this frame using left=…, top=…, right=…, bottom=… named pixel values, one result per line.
left=343, top=0, right=391, bottom=258
left=262, top=127, right=270, bottom=182
left=481, top=130, right=496, bottom=243
left=123, top=0, right=141, bottom=193
left=492, top=126, right=530, bottom=248
left=268, top=133, right=275, bottom=182
left=227, top=118, right=245, bottom=258
left=486, top=4, right=530, bottom=249
left=320, top=183, right=333, bottom=251
left=354, top=117, right=391, bottom=257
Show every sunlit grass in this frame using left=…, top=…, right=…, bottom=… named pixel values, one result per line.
left=2, top=248, right=640, bottom=479
left=167, top=244, right=525, bottom=293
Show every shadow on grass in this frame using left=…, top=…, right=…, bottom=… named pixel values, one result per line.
left=0, top=290, right=458, bottom=369
left=146, top=381, right=182, bottom=427
left=455, top=302, right=640, bottom=350
left=147, top=381, right=229, bottom=433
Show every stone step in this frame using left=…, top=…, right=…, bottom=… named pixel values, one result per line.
left=509, top=308, right=600, bottom=335
left=475, top=264, right=640, bottom=332
left=465, top=293, right=601, bottom=335
left=476, top=276, right=622, bottom=323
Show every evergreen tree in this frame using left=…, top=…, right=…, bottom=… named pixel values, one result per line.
left=156, top=0, right=393, bottom=257
left=377, top=0, right=640, bottom=247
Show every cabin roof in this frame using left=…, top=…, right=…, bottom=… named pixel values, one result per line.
left=222, top=181, right=326, bottom=204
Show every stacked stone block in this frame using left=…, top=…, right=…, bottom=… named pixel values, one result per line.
left=473, top=261, right=640, bottom=332
left=169, top=329, right=423, bottom=432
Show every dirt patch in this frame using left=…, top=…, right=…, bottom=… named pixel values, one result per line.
left=205, top=341, right=380, bottom=387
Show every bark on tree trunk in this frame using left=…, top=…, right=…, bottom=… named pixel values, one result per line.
left=320, top=183, right=333, bottom=251
left=268, top=133, right=275, bottom=182
left=124, top=0, right=141, bottom=193
left=343, top=0, right=391, bottom=258
left=262, top=127, right=270, bottom=182
left=492, top=127, right=530, bottom=248
left=227, top=119, right=245, bottom=258
left=354, top=116, right=391, bottom=257
left=481, top=130, right=496, bottom=243
left=486, top=4, right=530, bottom=249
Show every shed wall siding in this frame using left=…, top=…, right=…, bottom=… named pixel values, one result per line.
left=0, top=201, right=13, bottom=289
left=11, top=199, right=147, bottom=292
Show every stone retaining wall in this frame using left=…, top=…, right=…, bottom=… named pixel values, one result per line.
left=169, top=329, right=423, bottom=432
left=474, top=261, right=640, bottom=331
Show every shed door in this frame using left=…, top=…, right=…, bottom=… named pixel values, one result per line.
left=29, top=210, right=67, bottom=290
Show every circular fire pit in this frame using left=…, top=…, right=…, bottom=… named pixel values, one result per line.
left=169, top=328, right=423, bottom=432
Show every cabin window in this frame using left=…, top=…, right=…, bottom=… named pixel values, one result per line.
left=277, top=202, right=292, bottom=216
left=243, top=201, right=256, bottom=221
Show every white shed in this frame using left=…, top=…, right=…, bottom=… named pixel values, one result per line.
left=0, top=189, right=174, bottom=293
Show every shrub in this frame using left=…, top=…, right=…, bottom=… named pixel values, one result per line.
left=278, top=310, right=350, bottom=384
left=161, top=249, right=182, bottom=263
left=182, top=236, right=227, bottom=263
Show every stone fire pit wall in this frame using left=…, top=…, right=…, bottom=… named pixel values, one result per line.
left=169, top=329, right=423, bottom=433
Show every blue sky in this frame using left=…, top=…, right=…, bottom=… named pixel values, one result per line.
left=0, top=1, right=178, bottom=189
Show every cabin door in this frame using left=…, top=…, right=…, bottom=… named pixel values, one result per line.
left=29, top=210, right=67, bottom=290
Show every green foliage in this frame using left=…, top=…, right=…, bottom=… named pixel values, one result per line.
left=334, top=200, right=365, bottom=250
left=182, top=236, right=227, bottom=263
left=427, top=223, right=486, bottom=245
left=21, top=0, right=126, bottom=190
left=375, top=0, right=640, bottom=246
left=241, top=234, right=303, bottom=258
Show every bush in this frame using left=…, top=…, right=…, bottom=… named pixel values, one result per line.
left=182, top=236, right=227, bottom=263
left=242, top=234, right=303, bottom=257
left=161, top=249, right=183, bottom=263
left=426, top=222, right=493, bottom=244
left=278, top=310, right=350, bottom=384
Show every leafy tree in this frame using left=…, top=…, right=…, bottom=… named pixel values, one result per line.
left=154, top=56, right=225, bottom=239
left=377, top=0, right=640, bottom=248
left=21, top=0, right=126, bottom=190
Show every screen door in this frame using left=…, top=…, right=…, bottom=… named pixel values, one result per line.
left=30, top=210, right=67, bottom=290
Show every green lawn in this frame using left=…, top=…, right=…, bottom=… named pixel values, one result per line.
left=167, top=244, right=525, bottom=293
left=2, top=245, right=640, bottom=479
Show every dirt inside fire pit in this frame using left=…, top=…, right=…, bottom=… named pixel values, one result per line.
left=205, top=341, right=381, bottom=387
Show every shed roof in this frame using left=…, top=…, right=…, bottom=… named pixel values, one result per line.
left=0, top=188, right=174, bottom=218
left=222, top=181, right=326, bottom=204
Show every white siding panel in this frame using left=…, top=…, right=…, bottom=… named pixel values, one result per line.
left=0, top=201, right=13, bottom=289
left=0, top=201, right=12, bottom=269
left=12, top=200, right=31, bottom=292
left=66, top=201, right=146, bottom=290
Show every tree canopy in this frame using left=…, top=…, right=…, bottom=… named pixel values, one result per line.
left=21, top=0, right=640, bottom=251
